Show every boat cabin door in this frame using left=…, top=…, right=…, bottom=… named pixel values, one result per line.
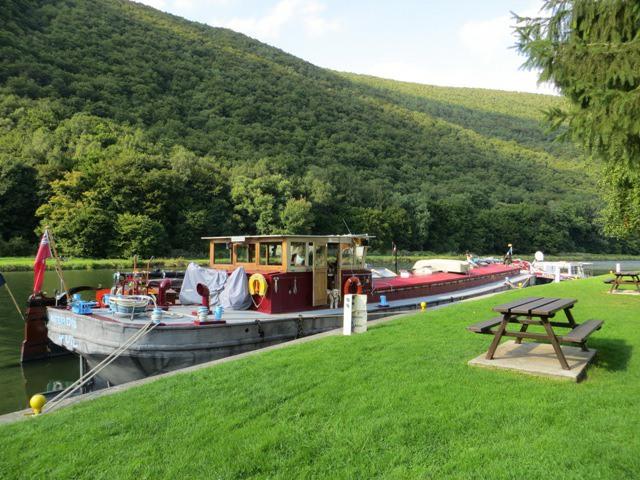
left=312, top=241, right=328, bottom=306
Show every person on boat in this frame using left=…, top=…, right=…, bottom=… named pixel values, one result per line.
left=465, top=251, right=478, bottom=267
left=503, top=243, right=513, bottom=265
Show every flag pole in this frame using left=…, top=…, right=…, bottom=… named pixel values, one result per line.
left=46, top=228, right=69, bottom=302
left=392, top=241, right=398, bottom=274
left=1, top=279, right=26, bottom=322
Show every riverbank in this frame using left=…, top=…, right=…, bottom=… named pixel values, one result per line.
left=1, top=277, right=638, bottom=478
left=2, top=252, right=640, bottom=271
left=0, top=257, right=208, bottom=272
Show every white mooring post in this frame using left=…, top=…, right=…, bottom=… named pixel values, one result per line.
left=616, top=263, right=621, bottom=273
left=343, top=294, right=368, bottom=335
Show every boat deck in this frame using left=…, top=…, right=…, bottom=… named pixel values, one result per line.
left=79, top=273, right=531, bottom=327
left=372, top=263, right=518, bottom=290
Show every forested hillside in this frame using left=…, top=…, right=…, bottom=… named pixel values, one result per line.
left=0, top=0, right=632, bottom=256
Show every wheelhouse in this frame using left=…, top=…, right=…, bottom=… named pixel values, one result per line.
left=202, top=234, right=372, bottom=312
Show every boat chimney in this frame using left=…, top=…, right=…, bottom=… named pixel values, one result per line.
left=196, top=283, right=211, bottom=313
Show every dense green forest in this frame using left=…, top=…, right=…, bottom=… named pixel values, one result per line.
left=0, top=0, right=634, bottom=257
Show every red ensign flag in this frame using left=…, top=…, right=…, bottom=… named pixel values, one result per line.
left=33, top=230, right=52, bottom=294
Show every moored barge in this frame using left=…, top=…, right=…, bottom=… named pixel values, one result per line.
left=45, top=234, right=525, bottom=384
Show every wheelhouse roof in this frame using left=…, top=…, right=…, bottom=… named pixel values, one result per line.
left=202, top=234, right=372, bottom=242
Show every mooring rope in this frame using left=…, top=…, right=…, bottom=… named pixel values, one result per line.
left=44, top=317, right=159, bottom=413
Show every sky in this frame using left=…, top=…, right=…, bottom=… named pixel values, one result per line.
left=137, top=0, right=555, bottom=95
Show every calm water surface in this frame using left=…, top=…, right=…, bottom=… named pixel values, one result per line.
left=0, top=270, right=113, bottom=415
left=0, top=260, right=638, bottom=415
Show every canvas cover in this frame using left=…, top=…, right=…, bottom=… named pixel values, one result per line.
left=219, top=266, right=252, bottom=310
left=412, top=259, right=469, bottom=274
left=179, top=262, right=228, bottom=306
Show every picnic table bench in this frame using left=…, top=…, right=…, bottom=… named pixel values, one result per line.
left=467, top=297, right=603, bottom=370
left=609, top=271, right=640, bottom=292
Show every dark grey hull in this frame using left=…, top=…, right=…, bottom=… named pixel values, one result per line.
left=47, top=309, right=345, bottom=384
left=47, top=275, right=530, bottom=385
left=82, top=335, right=302, bottom=384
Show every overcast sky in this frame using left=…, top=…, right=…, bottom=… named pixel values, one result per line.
left=137, top=0, right=555, bottom=95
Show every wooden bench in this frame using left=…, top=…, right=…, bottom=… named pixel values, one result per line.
left=561, top=320, right=603, bottom=344
left=468, top=316, right=603, bottom=351
left=467, top=317, right=503, bottom=333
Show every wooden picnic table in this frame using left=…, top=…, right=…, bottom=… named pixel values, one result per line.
left=609, top=271, right=640, bottom=293
left=467, top=297, right=603, bottom=370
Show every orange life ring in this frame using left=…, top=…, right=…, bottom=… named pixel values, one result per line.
left=343, top=276, right=363, bottom=295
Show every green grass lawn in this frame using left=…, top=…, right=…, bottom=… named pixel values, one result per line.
left=1, top=278, right=639, bottom=479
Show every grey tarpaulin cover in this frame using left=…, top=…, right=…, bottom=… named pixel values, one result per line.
left=219, top=266, right=252, bottom=310
left=179, top=262, right=228, bottom=306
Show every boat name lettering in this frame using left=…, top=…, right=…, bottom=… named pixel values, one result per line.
left=57, top=334, right=78, bottom=350
left=49, top=314, right=77, bottom=330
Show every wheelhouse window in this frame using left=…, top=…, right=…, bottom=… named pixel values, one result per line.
left=340, top=244, right=366, bottom=268
left=307, top=243, right=314, bottom=267
left=327, top=244, right=338, bottom=265
left=214, top=243, right=232, bottom=264
left=235, top=243, right=255, bottom=263
left=314, top=244, right=327, bottom=267
left=340, top=246, right=353, bottom=267
left=289, top=242, right=307, bottom=267
left=354, top=245, right=366, bottom=268
left=260, top=242, right=282, bottom=266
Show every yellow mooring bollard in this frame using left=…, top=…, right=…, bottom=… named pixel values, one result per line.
left=30, top=394, right=46, bottom=415
left=518, top=282, right=522, bottom=289
left=420, top=302, right=427, bottom=312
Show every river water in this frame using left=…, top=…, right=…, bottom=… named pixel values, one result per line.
left=1, top=260, right=639, bottom=415
left=0, top=270, right=113, bottom=415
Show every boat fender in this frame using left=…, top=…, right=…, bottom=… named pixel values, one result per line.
left=249, top=273, right=268, bottom=296
left=343, top=276, right=363, bottom=295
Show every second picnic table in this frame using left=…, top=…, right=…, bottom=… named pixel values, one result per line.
left=609, top=271, right=640, bottom=292
left=467, top=297, right=603, bottom=370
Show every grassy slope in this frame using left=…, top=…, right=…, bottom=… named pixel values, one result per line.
left=0, top=277, right=638, bottom=478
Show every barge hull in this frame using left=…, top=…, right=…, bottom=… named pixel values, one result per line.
left=47, top=310, right=346, bottom=384
left=47, top=274, right=529, bottom=385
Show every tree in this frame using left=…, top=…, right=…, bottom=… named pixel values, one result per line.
left=515, top=1, right=640, bottom=237
left=36, top=171, right=113, bottom=257
left=0, top=158, right=39, bottom=244
left=114, top=213, right=168, bottom=258
left=279, top=198, right=314, bottom=234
